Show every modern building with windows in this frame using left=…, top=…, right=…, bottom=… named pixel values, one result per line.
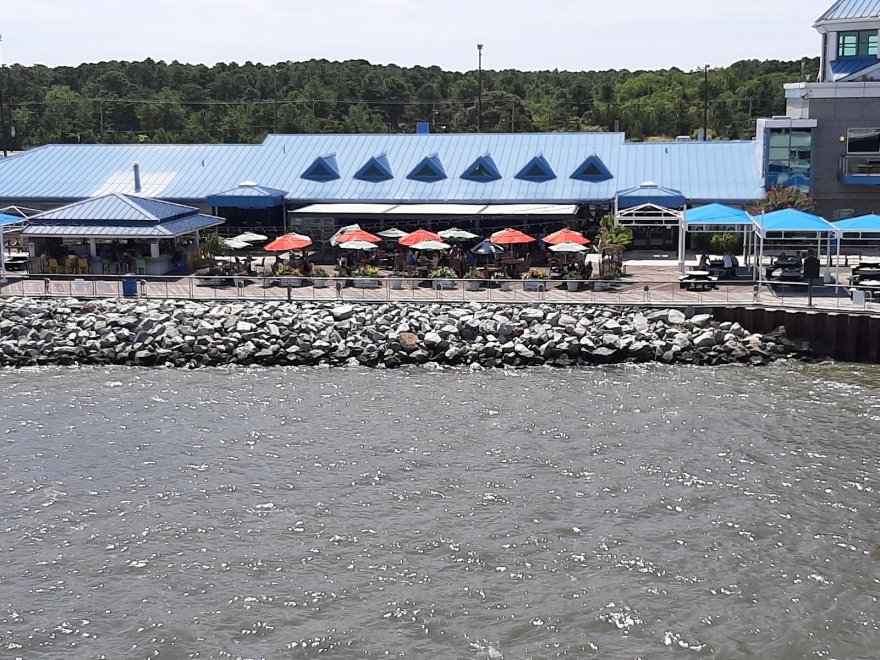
left=756, top=0, right=880, bottom=219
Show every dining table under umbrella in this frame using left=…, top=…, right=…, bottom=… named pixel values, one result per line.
left=335, top=228, right=382, bottom=244
left=490, top=228, right=536, bottom=245
left=399, top=228, right=445, bottom=247
left=438, top=227, right=479, bottom=241
left=409, top=239, right=451, bottom=251
left=264, top=232, right=313, bottom=252
left=542, top=228, right=590, bottom=245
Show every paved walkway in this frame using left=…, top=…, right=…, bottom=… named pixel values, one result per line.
left=2, top=258, right=875, bottom=314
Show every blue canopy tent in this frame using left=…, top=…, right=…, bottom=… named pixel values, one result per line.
left=678, top=204, right=759, bottom=277
left=756, top=209, right=842, bottom=282
left=0, top=212, right=30, bottom=272
left=834, top=213, right=880, bottom=236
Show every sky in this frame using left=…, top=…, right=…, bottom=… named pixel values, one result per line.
left=4, top=0, right=833, bottom=72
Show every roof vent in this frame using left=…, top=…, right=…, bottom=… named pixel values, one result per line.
left=514, top=155, right=556, bottom=183
left=640, top=181, right=659, bottom=187
left=570, top=154, right=613, bottom=182
left=239, top=180, right=258, bottom=187
left=132, top=162, right=142, bottom=193
left=675, top=136, right=692, bottom=142
left=354, top=154, right=394, bottom=183
left=461, top=154, right=502, bottom=183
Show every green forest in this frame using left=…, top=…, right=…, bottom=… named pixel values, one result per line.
left=0, top=57, right=819, bottom=148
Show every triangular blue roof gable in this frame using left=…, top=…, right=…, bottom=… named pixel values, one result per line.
left=30, top=192, right=196, bottom=223
left=461, top=154, right=502, bottom=182
left=515, top=155, right=556, bottom=183
left=835, top=213, right=880, bottom=233
left=684, top=203, right=754, bottom=226
left=302, top=154, right=341, bottom=182
left=760, top=209, right=836, bottom=233
left=406, top=154, right=447, bottom=183
left=354, top=154, right=393, bottom=182
left=571, top=154, right=613, bottom=182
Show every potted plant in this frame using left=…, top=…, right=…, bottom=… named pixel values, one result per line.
left=522, top=269, right=549, bottom=291
left=311, top=266, right=329, bottom=288
left=389, top=271, right=406, bottom=290
left=352, top=265, right=382, bottom=288
left=276, top=265, right=303, bottom=288
left=564, top=267, right=583, bottom=292
left=429, top=266, right=457, bottom=290
left=465, top=267, right=483, bottom=291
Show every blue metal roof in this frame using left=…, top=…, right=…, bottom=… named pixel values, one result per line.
left=816, top=0, right=880, bottom=23
left=30, top=192, right=198, bottom=222
left=0, top=133, right=765, bottom=206
left=834, top=213, right=880, bottom=232
left=684, top=203, right=754, bottom=226
left=206, top=182, right=287, bottom=209
left=830, top=57, right=879, bottom=80
left=759, top=209, right=838, bottom=234
left=21, top=214, right=222, bottom=238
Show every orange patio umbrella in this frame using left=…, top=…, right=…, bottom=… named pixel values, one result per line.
left=542, top=228, right=590, bottom=245
left=399, top=228, right=445, bottom=247
left=335, top=228, right=382, bottom=244
left=264, top=232, right=313, bottom=251
left=490, top=228, right=536, bottom=245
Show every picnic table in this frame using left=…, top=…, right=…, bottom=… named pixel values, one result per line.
left=679, top=270, right=718, bottom=291
left=855, top=278, right=880, bottom=300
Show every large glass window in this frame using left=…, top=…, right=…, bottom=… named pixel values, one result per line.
left=765, top=128, right=812, bottom=191
left=838, top=30, right=878, bottom=57
left=847, top=128, right=880, bottom=153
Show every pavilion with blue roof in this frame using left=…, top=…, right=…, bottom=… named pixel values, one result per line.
left=21, top=193, right=224, bottom=275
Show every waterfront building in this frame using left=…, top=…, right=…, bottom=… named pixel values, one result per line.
left=756, top=0, right=880, bottom=219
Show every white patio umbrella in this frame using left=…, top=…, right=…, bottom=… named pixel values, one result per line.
left=548, top=241, right=589, bottom=253
left=329, top=223, right=362, bottom=246
left=233, top=231, right=268, bottom=242
left=222, top=237, right=252, bottom=250
left=438, top=227, right=479, bottom=241
left=338, top=240, right=379, bottom=251
left=409, top=240, right=451, bottom=251
left=377, top=227, right=409, bottom=239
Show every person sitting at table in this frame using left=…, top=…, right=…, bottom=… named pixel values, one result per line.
left=802, top=249, right=820, bottom=282
left=585, top=261, right=594, bottom=279
left=405, top=250, right=417, bottom=267
left=698, top=253, right=709, bottom=270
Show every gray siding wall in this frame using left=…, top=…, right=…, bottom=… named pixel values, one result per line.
left=809, top=97, right=880, bottom=218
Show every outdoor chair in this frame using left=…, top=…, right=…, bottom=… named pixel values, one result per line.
left=135, top=259, right=147, bottom=275
left=48, top=258, right=59, bottom=274
left=78, top=258, right=89, bottom=274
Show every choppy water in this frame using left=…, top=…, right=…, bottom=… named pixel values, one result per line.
left=0, top=362, right=879, bottom=658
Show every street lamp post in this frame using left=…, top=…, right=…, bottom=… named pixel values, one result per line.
left=477, top=44, right=483, bottom=133
left=702, top=64, right=709, bottom=142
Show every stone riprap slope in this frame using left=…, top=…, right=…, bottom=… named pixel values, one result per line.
left=0, top=298, right=810, bottom=368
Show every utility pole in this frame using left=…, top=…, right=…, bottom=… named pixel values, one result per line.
left=703, top=64, right=709, bottom=142
left=0, top=35, right=7, bottom=156
left=477, top=44, right=483, bottom=133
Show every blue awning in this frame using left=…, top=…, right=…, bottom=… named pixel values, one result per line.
left=834, top=213, right=880, bottom=234
left=759, top=209, right=838, bottom=235
left=684, top=203, right=754, bottom=226
left=0, top=212, right=27, bottom=227
left=616, top=183, right=686, bottom=209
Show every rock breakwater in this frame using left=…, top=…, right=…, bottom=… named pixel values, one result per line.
left=0, top=298, right=812, bottom=368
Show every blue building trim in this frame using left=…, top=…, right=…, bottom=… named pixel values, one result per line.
left=571, top=154, right=613, bottom=182
left=302, top=154, right=341, bottom=182
left=406, top=154, right=447, bottom=182
left=461, top=154, right=502, bottom=182
left=354, top=154, right=394, bottom=182
left=515, top=155, right=556, bottom=182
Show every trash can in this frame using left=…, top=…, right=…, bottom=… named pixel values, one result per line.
left=122, top=274, right=138, bottom=297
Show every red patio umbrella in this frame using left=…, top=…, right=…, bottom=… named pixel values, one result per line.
left=542, top=228, right=590, bottom=245
left=399, top=228, right=445, bottom=247
left=490, top=228, right=536, bottom=245
left=264, top=232, right=313, bottom=251
left=335, top=228, right=382, bottom=244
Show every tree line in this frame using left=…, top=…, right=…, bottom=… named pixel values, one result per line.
left=0, top=57, right=819, bottom=148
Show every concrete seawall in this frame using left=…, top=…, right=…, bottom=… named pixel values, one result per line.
left=714, top=307, right=880, bottom=363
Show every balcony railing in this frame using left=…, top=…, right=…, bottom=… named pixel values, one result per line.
left=840, top=154, right=880, bottom=179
